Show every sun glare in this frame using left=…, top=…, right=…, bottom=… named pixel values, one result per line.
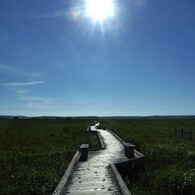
left=85, top=0, right=115, bottom=22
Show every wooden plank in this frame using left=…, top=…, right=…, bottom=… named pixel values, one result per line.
left=66, top=186, right=120, bottom=192
left=64, top=191, right=121, bottom=195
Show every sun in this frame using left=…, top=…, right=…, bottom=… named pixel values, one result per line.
left=85, top=0, right=115, bottom=22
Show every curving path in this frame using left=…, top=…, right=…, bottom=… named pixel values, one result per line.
left=63, top=126, right=129, bottom=195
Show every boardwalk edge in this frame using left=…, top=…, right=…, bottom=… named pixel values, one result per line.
left=97, top=130, right=106, bottom=149
left=110, top=164, right=132, bottom=195
left=88, top=129, right=106, bottom=150
left=107, top=128, right=145, bottom=159
left=52, top=151, right=80, bottom=195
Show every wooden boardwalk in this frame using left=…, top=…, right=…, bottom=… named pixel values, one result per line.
left=63, top=126, right=129, bottom=194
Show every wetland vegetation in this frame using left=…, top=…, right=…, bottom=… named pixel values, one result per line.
left=0, top=117, right=194, bottom=194
left=0, top=118, right=97, bottom=195
left=103, top=119, right=195, bottom=195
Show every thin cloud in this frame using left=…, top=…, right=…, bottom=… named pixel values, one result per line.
left=17, top=95, right=54, bottom=110
left=25, top=102, right=60, bottom=110
left=1, top=80, right=46, bottom=87
left=0, top=63, right=44, bottom=78
left=17, top=95, right=53, bottom=104
left=24, top=101, right=87, bottom=110
left=17, top=95, right=87, bottom=110
left=0, top=63, right=29, bottom=76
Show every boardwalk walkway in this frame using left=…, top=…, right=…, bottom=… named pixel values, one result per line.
left=64, top=126, right=130, bottom=194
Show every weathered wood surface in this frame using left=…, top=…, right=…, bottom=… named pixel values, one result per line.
left=63, top=126, right=129, bottom=194
left=79, top=144, right=89, bottom=161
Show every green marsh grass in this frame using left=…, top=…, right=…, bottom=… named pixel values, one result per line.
left=0, top=119, right=97, bottom=195
left=103, top=119, right=195, bottom=195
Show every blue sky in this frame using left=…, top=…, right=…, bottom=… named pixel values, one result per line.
left=0, top=0, right=195, bottom=116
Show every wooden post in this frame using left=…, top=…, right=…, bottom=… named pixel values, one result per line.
left=79, top=144, right=89, bottom=161
left=124, top=143, right=135, bottom=159
left=181, top=128, right=184, bottom=138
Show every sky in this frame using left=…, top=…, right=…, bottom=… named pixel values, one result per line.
left=0, top=0, right=195, bottom=116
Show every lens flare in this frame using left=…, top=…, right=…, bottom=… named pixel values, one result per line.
left=68, top=0, right=120, bottom=35
left=85, top=0, right=115, bottom=22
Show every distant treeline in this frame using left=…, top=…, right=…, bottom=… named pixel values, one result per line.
left=1, top=115, right=195, bottom=120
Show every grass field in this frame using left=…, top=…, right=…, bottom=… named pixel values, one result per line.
left=1, top=118, right=195, bottom=195
left=102, top=119, right=195, bottom=195
left=0, top=118, right=97, bottom=195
